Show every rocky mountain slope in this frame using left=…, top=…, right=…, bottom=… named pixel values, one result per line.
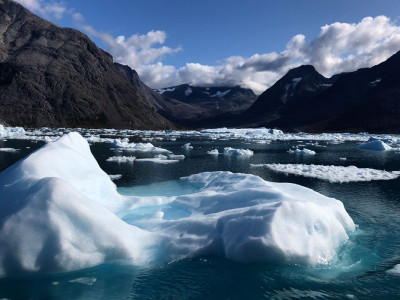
left=0, top=0, right=174, bottom=129
left=154, top=84, right=256, bottom=113
left=239, top=65, right=338, bottom=126
left=150, top=84, right=256, bottom=127
left=239, top=52, right=400, bottom=133
left=112, top=66, right=258, bottom=127
left=114, top=63, right=205, bottom=126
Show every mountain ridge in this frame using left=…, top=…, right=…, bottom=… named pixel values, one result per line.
left=0, top=0, right=175, bottom=129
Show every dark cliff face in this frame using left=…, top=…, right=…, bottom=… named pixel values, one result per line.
left=239, top=65, right=338, bottom=127
left=296, top=52, right=400, bottom=133
left=238, top=53, right=400, bottom=133
left=0, top=0, right=174, bottom=129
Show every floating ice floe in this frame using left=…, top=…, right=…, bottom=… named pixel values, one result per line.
left=207, top=149, right=219, bottom=155
left=359, top=139, right=392, bottom=151
left=0, top=148, right=20, bottom=152
left=0, top=124, right=25, bottom=138
left=254, top=163, right=400, bottom=183
left=112, top=138, right=171, bottom=153
left=386, top=264, right=400, bottom=275
left=109, top=174, right=122, bottom=180
left=182, top=143, right=193, bottom=150
left=106, top=156, right=136, bottom=163
left=223, top=147, right=253, bottom=156
left=288, top=148, right=316, bottom=155
left=136, top=154, right=181, bottom=164
left=0, top=133, right=357, bottom=276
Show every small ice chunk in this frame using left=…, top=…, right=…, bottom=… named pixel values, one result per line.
left=0, top=148, right=19, bottom=152
left=386, top=264, right=400, bottom=275
left=106, top=156, right=136, bottom=163
left=223, top=147, right=253, bottom=156
left=359, top=140, right=392, bottom=151
left=112, top=138, right=170, bottom=153
left=109, top=174, right=122, bottom=180
left=207, top=149, right=219, bottom=155
left=0, top=124, right=25, bottom=138
left=182, top=143, right=193, bottom=150
left=136, top=154, right=180, bottom=164
left=288, top=148, right=316, bottom=155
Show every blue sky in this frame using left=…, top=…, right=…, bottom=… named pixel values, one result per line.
left=15, top=0, right=400, bottom=93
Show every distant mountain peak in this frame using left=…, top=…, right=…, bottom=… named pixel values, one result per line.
left=284, top=65, right=324, bottom=80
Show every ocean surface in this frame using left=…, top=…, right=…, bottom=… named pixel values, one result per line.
left=1, top=128, right=400, bottom=299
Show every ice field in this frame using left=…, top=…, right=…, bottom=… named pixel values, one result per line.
left=1, top=125, right=400, bottom=299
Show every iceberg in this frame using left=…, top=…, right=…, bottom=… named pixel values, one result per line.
left=0, top=124, right=25, bottom=138
left=0, top=133, right=153, bottom=276
left=136, top=154, right=180, bottom=164
left=358, top=140, right=392, bottom=151
left=0, top=148, right=20, bottom=152
left=287, top=148, right=316, bottom=155
left=386, top=264, right=400, bottom=275
left=182, top=143, right=193, bottom=150
left=0, top=133, right=356, bottom=277
left=106, top=156, right=136, bottom=163
left=109, top=174, right=122, bottom=180
left=153, top=172, right=355, bottom=266
left=223, top=147, right=253, bottom=156
left=207, top=149, right=219, bottom=155
left=111, top=138, right=171, bottom=153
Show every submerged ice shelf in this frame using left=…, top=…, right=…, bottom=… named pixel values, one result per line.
left=0, top=132, right=356, bottom=277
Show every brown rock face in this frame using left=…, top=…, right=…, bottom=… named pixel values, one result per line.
left=0, top=0, right=175, bottom=129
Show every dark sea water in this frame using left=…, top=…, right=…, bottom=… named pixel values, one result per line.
left=1, top=131, right=400, bottom=299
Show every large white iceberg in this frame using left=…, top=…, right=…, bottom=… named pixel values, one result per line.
left=0, top=133, right=356, bottom=277
left=0, top=133, right=152, bottom=276
left=153, top=172, right=355, bottom=265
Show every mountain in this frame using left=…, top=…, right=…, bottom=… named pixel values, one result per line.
left=114, top=63, right=205, bottom=126
left=155, top=84, right=256, bottom=113
left=111, top=67, right=258, bottom=127
left=238, top=65, right=339, bottom=127
left=150, top=84, right=256, bottom=127
left=239, top=52, right=400, bottom=133
left=0, top=0, right=174, bottom=129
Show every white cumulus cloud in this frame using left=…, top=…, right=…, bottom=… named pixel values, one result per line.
left=85, top=15, right=400, bottom=94
left=13, top=0, right=66, bottom=19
